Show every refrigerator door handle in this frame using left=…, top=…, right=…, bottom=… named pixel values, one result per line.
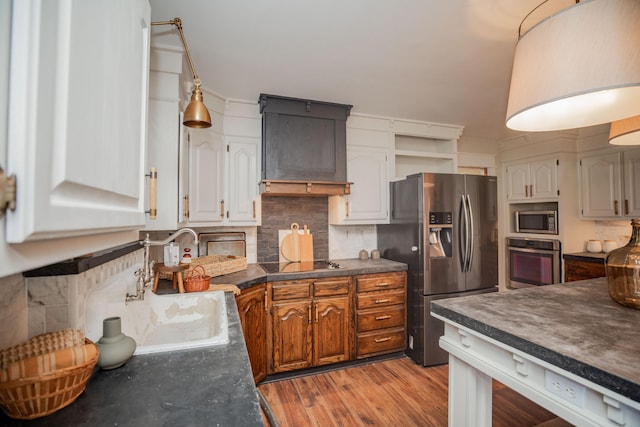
left=466, top=194, right=474, bottom=272
left=460, top=195, right=469, bottom=271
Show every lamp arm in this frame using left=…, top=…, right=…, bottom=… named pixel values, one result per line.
left=151, top=18, right=199, bottom=83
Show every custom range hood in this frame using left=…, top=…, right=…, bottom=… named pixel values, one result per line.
left=259, top=94, right=353, bottom=196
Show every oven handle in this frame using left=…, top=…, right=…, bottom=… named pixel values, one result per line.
left=507, top=246, right=559, bottom=254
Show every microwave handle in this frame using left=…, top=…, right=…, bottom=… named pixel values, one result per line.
left=514, top=211, right=520, bottom=232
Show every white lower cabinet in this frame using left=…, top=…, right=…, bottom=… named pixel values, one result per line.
left=580, top=148, right=640, bottom=219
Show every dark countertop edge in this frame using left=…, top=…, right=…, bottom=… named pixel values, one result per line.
left=0, top=293, right=263, bottom=426
left=210, top=259, right=408, bottom=290
left=430, top=302, right=639, bottom=402
left=562, top=252, right=607, bottom=263
left=22, top=242, right=141, bottom=277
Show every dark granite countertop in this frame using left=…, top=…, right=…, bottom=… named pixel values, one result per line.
left=0, top=293, right=263, bottom=427
left=2, top=257, right=406, bottom=424
left=431, top=278, right=640, bottom=402
left=563, top=252, right=608, bottom=263
left=210, top=258, right=407, bottom=290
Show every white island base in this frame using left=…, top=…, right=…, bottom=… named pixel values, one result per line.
left=431, top=280, right=640, bottom=427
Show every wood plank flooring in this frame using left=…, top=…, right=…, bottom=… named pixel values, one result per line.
left=258, top=356, right=572, bottom=427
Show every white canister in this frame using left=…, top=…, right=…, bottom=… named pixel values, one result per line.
left=603, top=240, right=617, bottom=253
left=586, top=240, right=602, bottom=253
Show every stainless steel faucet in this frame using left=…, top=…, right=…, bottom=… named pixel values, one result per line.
left=125, top=228, right=199, bottom=303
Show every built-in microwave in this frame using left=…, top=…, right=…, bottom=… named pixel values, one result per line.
left=515, top=210, right=558, bottom=234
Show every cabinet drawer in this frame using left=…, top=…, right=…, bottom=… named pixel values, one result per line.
left=356, top=272, right=405, bottom=293
left=356, top=329, right=405, bottom=358
left=357, top=306, right=405, bottom=332
left=357, top=289, right=405, bottom=310
left=313, top=277, right=350, bottom=297
left=271, top=280, right=312, bottom=301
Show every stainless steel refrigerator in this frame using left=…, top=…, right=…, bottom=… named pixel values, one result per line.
left=377, top=173, right=498, bottom=366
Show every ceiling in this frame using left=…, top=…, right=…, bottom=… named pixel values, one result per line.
left=148, top=0, right=576, bottom=149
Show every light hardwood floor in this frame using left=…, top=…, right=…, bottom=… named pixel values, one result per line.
left=258, top=356, right=572, bottom=426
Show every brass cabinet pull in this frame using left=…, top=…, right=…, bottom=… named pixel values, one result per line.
left=375, top=315, right=391, bottom=321
left=375, top=337, right=392, bottom=343
left=147, top=168, right=157, bottom=219
left=625, top=199, right=629, bottom=215
left=375, top=282, right=391, bottom=287
left=264, top=289, right=268, bottom=312
left=525, top=185, right=528, bottom=198
left=308, top=304, right=312, bottom=324
left=345, top=200, right=349, bottom=218
left=220, top=200, right=225, bottom=218
left=375, top=299, right=390, bottom=304
left=253, top=200, right=256, bottom=218
left=183, top=195, right=190, bottom=221
left=615, top=200, right=619, bottom=216
left=529, top=184, right=533, bottom=197
left=315, top=304, right=319, bottom=323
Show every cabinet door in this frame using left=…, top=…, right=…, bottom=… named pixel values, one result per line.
left=347, top=147, right=389, bottom=222
left=187, top=128, right=224, bottom=224
left=530, top=158, right=557, bottom=199
left=6, top=0, right=150, bottom=242
left=623, top=150, right=640, bottom=217
left=226, top=137, right=260, bottom=224
left=313, top=296, right=351, bottom=366
left=580, top=152, right=621, bottom=217
left=236, top=284, right=267, bottom=383
left=271, top=300, right=313, bottom=372
left=506, top=163, right=530, bottom=200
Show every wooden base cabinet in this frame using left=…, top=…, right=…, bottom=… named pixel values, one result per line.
left=269, top=277, right=352, bottom=374
left=354, top=272, right=407, bottom=358
left=236, top=283, right=268, bottom=383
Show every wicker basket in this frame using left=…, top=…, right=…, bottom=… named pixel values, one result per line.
left=184, top=265, right=211, bottom=292
left=0, top=332, right=98, bottom=420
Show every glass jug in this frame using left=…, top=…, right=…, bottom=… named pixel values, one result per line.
left=605, top=219, right=640, bottom=309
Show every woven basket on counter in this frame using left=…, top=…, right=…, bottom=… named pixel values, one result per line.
left=0, top=329, right=98, bottom=420
left=158, top=255, right=247, bottom=281
left=183, top=265, right=211, bottom=292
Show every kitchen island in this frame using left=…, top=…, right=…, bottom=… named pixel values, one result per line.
left=431, top=278, right=640, bottom=427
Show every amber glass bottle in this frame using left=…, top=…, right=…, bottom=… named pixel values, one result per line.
left=605, top=219, right=640, bottom=309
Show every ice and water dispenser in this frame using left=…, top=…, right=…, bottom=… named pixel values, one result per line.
left=428, top=212, right=452, bottom=258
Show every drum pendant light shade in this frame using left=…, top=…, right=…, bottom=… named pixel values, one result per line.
left=506, top=0, right=640, bottom=132
left=609, top=115, right=640, bottom=145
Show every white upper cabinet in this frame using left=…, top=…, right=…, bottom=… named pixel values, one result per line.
left=505, top=158, right=558, bottom=201
left=226, top=137, right=260, bottom=223
left=182, top=99, right=261, bottom=226
left=580, top=148, right=640, bottom=219
left=187, top=127, right=225, bottom=224
left=6, top=0, right=150, bottom=242
left=330, top=115, right=391, bottom=224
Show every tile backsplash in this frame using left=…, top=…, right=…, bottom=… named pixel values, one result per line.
left=0, top=250, right=143, bottom=350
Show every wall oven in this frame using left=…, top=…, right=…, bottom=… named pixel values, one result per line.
left=506, top=237, right=561, bottom=289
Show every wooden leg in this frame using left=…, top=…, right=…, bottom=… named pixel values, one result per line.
left=152, top=273, right=160, bottom=293
left=177, top=272, right=185, bottom=293
left=172, top=273, right=178, bottom=289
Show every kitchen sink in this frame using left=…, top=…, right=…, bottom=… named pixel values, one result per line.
left=85, top=266, right=229, bottom=355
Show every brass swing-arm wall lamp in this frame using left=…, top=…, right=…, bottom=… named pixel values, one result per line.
left=152, top=18, right=212, bottom=128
